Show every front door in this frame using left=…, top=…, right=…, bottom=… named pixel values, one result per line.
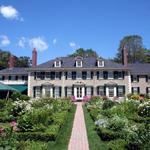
left=74, top=86, right=84, bottom=100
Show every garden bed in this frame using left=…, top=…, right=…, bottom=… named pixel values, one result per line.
left=0, top=93, right=76, bottom=150
left=85, top=96, right=150, bottom=150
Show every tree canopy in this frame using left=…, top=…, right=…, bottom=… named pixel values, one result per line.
left=0, top=49, right=31, bottom=70
left=114, top=35, right=150, bottom=63
left=68, top=48, right=98, bottom=57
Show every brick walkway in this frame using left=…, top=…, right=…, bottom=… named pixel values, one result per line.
left=68, top=102, right=89, bottom=150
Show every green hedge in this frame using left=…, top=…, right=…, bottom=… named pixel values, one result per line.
left=16, top=125, right=60, bottom=141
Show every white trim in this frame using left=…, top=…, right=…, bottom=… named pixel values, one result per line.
left=54, top=61, right=61, bottom=67
left=98, top=60, right=104, bottom=67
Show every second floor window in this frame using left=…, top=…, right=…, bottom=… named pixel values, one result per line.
left=131, top=75, right=139, bottom=82
left=72, top=72, right=76, bottom=80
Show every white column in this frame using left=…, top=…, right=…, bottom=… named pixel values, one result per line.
left=114, top=87, right=117, bottom=97
left=82, top=87, right=85, bottom=98
left=42, top=86, right=45, bottom=97
left=74, top=87, right=77, bottom=99
left=106, top=87, right=109, bottom=97
left=128, top=71, right=132, bottom=93
left=50, top=87, right=53, bottom=98
left=28, top=72, right=31, bottom=97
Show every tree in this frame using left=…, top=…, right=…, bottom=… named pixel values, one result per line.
left=16, top=56, right=31, bottom=67
left=114, top=35, right=150, bottom=63
left=68, top=48, right=98, bottom=57
left=0, top=49, right=31, bottom=70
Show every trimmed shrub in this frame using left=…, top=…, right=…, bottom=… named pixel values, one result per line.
left=97, top=127, right=120, bottom=141
left=107, top=139, right=127, bottom=150
left=52, top=111, right=67, bottom=126
left=102, top=100, right=115, bottom=110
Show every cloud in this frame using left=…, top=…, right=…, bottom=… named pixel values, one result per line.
left=69, top=41, right=80, bottom=49
left=0, top=35, right=10, bottom=46
left=18, top=37, right=26, bottom=48
left=69, top=42, right=76, bottom=48
left=52, top=38, right=57, bottom=45
left=29, top=37, right=49, bottom=51
left=0, top=5, right=23, bottom=21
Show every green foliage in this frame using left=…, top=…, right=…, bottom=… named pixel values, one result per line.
left=102, top=100, right=116, bottom=110
left=0, top=50, right=31, bottom=70
left=138, top=102, right=150, bottom=117
left=107, top=139, right=127, bottom=150
left=97, top=127, right=120, bottom=141
left=0, top=99, right=6, bottom=109
left=52, top=111, right=67, bottom=126
left=68, top=48, right=98, bottom=57
left=11, top=92, right=30, bottom=101
left=114, top=35, right=150, bottom=63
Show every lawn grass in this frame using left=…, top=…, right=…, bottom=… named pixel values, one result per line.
left=47, top=104, right=76, bottom=150
left=83, top=105, right=108, bottom=150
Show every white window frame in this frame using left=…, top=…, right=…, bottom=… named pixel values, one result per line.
left=54, top=61, right=61, bottom=67
left=108, top=71, right=113, bottom=79
left=76, top=60, right=82, bottom=67
left=98, top=60, right=104, bottom=67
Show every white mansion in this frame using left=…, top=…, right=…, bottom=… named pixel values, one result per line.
left=0, top=48, right=150, bottom=100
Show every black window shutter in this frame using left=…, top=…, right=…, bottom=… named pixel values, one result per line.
left=138, top=87, right=140, bottom=94
left=96, top=71, right=99, bottom=79
left=131, top=87, right=133, bottom=94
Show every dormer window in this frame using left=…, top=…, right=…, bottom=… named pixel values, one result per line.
left=97, top=59, right=104, bottom=67
left=54, top=60, right=61, bottom=67
left=76, top=60, right=82, bottom=67
left=75, top=56, right=83, bottom=67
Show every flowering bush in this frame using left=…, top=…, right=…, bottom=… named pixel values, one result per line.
left=138, top=101, right=150, bottom=117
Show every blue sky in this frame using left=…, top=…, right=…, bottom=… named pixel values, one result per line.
left=0, top=0, right=150, bottom=64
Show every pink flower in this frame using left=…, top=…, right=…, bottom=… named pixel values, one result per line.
left=10, top=121, right=17, bottom=127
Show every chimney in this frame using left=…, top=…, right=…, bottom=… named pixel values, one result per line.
left=8, top=54, right=15, bottom=69
left=122, top=46, right=128, bottom=66
left=32, top=48, right=37, bottom=67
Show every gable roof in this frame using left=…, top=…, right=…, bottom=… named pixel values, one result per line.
left=0, top=67, right=28, bottom=75
left=35, top=56, right=128, bottom=70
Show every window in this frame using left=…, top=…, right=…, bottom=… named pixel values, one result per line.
left=97, top=60, right=104, bottom=67
left=132, top=87, right=140, bottom=94
left=131, top=75, right=139, bottom=82
left=55, top=72, right=61, bottom=79
left=15, top=76, right=18, bottom=80
left=54, top=87, right=61, bottom=98
left=72, top=71, right=76, bottom=80
left=82, top=71, right=87, bottom=80
left=103, top=71, right=108, bottom=79
left=65, top=87, right=72, bottom=97
left=108, top=71, right=113, bottom=79
left=114, top=71, right=124, bottom=79
left=67, top=71, right=72, bottom=79
left=54, top=61, right=61, bottom=67
left=0, top=76, right=4, bottom=81
left=45, top=72, right=51, bottom=79
left=36, top=72, right=45, bottom=80
left=50, top=72, right=55, bottom=80
left=76, top=60, right=82, bottom=67
left=85, top=87, right=93, bottom=96
left=146, top=75, right=150, bottom=82
left=33, top=86, right=41, bottom=98
left=8, top=76, right=11, bottom=80
left=117, top=86, right=125, bottom=97
left=76, top=71, right=82, bottom=79
left=44, top=86, right=50, bottom=97
left=97, top=86, right=105, bottom=96
left=146, top=87, right=150, bottom=95
left=108, top=87, right=114, bottom=97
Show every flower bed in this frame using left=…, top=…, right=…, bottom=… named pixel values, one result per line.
left=85, top=97, right=150, bottom=150
left=0, top=96, right=73, bottom=149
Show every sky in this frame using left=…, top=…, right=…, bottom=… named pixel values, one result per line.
left=0, top=0, right=150, bottom=64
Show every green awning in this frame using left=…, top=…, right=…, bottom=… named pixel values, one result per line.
left=0, top=83, right=18, bottom=91
left=9, top=85, right=27, bottom=92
